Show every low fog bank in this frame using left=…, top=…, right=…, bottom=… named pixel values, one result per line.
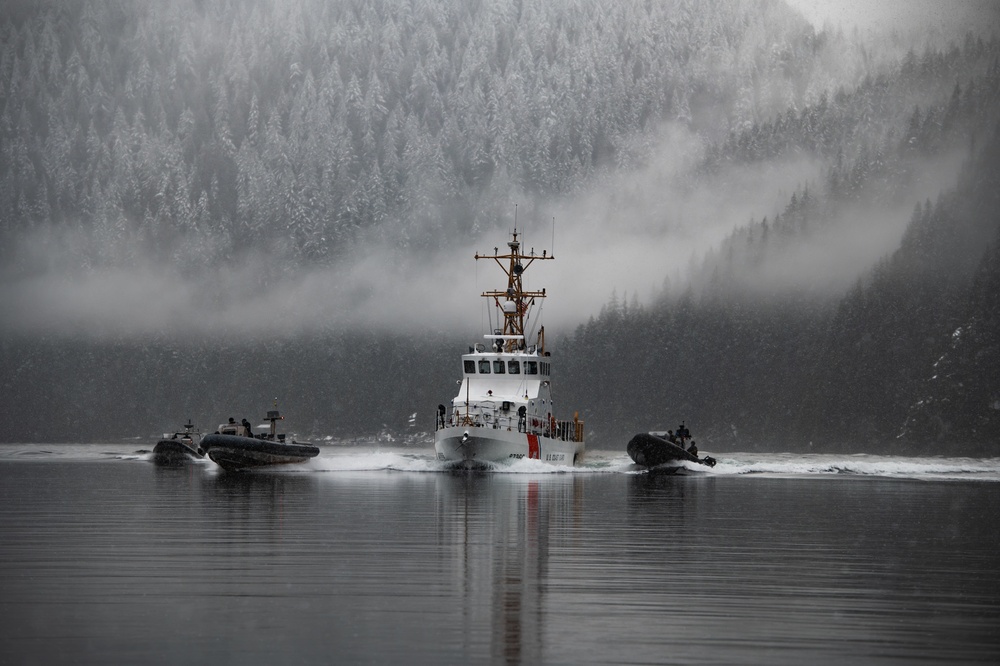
left=0, top=130, right=972, bottom=340
left=540, top=130, right=972, bottom=323
left=0, top=237, right=478, bottom=338
left=705, top=146, right=972, bottom=298
left=540, top=123, right=816, bottom=309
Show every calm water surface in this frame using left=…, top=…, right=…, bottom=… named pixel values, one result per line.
left=1, top=445, right=998, bottom=665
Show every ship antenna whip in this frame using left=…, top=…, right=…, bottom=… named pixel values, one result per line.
left=478, top=252, right=485, bottom=333
left=551, top=216, right=555, bottom=258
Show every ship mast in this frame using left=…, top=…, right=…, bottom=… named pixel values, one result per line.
left=475, top=229, right=552, bottom=353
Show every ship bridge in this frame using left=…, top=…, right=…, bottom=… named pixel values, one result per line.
left=441, top=346, right=576, bottom=439
left=454, top=346, right=551, bottom=401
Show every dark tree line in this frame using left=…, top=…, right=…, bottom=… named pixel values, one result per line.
left=1, top=329, right=458, bottom=442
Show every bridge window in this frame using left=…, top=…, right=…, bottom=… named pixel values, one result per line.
left=525, top=361, right=538, bottom=375
left=493, top=359, right=506, bottom=374
left=464, top=360, right=475, bottom=374
left=478, top=359, right=491, bottom=374
left=508, top=360, right=520, bottom=374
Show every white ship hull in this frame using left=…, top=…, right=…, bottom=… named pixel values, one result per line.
left=435, top=425, right=584, bottom=466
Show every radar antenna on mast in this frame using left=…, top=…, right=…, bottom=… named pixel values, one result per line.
left=475, top=227, right=553, bottom=353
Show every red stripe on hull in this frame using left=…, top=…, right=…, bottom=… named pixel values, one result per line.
left=528, top=434, right=540, bottom=459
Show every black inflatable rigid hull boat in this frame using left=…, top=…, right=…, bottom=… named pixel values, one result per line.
left=202, top=406, right=319, bottom=472
left=201, top=434, right=319, bottom=471
left=152, top=420, right=204, bottom=465
left=626, top=432, right=716, bottom=468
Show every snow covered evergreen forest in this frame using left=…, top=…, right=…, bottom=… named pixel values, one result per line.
left=1, top=0, right=998, bottom=451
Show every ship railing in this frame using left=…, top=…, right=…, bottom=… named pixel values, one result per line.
left=436, top=412, right=518, bottom=431
left=436, top=412, right=584, bottom=442
left=522, top=415, right=584, bottom=442
left=549, top=418, right=585, bottom=443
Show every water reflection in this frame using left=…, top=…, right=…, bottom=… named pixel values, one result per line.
left=206, top=469, right=317, bottom=497
left=198, top=471, right=319, bottom=546
left=626, top=467, right=699, bottom=505
left=435, top=471, right=586, bottom=664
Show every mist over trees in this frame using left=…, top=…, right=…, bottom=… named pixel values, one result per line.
left=0, top=0, right=998, bottom=451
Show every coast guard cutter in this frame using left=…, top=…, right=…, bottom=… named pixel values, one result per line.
left=434, top=230, right=585, bottom=466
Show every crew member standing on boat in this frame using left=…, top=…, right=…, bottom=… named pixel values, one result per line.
left=242, top=418, right=253, bottom=437
left=677, top=423, right=690, bottom=447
